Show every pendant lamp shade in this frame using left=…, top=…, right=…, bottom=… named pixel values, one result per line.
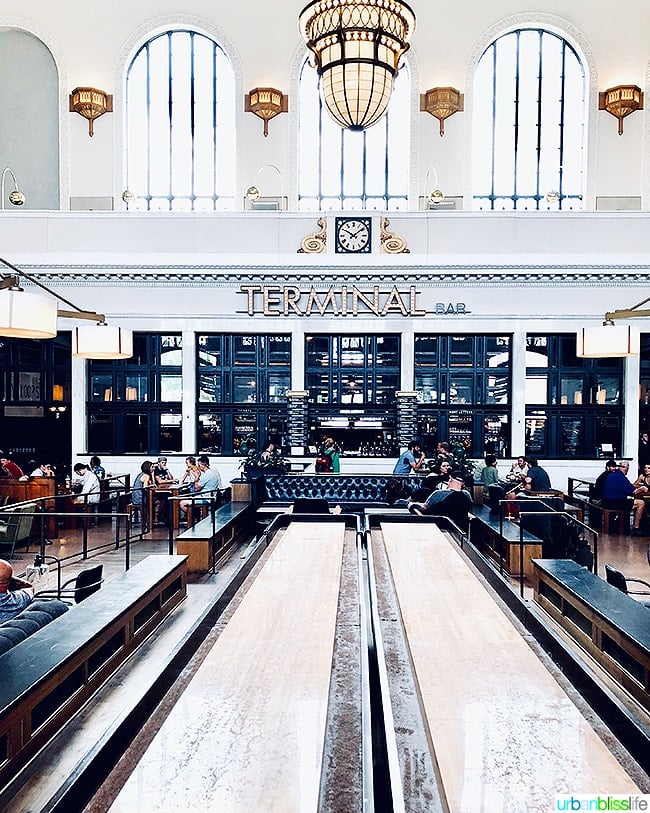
left=0, top=289, right=58, bottom=338
left=299, top=0, right=415, bottom=130
left=576, top=325, right=640, bottom=358
left=73, top=324, right=133, bottom=359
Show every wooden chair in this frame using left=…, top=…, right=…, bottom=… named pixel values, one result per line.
left=0, top=504, right=36, bottom=559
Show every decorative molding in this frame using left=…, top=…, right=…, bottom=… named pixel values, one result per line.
left=380, top=217, right=410, bottom=254
left=297, top=218, right=327, bottom=253
left=463, top=13, right=598, bottom=211
left=113, top=15, right=245, bottom=209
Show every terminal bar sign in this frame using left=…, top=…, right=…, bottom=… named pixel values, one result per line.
left=239, top=285, right=468, bottom=317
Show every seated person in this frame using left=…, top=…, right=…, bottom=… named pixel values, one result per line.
left=0, top=559, right=34, bottom=622
left=524, top=457, right=552, bottom=492
left=393, top=441, right=425, bottom=475
left=601, top=461, right=642, bottom=533
left=506, top=455, right=528, bottom=483
left=409, top=459, right=453, bottom=502
left=480, top=454, right=500, bottom=497
left=631, top=462, right=650, bottom=535
left=179, top=455, right=222, bottom=520
left=408, top=470, right=472, bottom=531
left=153, top=456, right=177, bottom=524
left=72, top=463, right=101, bottom=505
left=30, top=461, right=54, bottom=477
left=592, top=459, right=618, bottom=502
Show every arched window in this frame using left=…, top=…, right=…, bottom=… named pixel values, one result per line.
left=472, top=29, right=586, bottom=211
left=298, top=60, right=410, bottom=211
left=125, top=30, right=236, bottom=211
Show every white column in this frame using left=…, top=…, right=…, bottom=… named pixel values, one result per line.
left=291, top=328, right=304, bottom=390
left=71, top=355, right=86, bottom=465
left=623, top=353, right=640, bottom=467
left=182, top=329, right=196, bottom=452
left=510, top=329, right=527, bottom=457
left=401, top=329, right=415, bottom=391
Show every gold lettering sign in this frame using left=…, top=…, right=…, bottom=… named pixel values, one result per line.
left=239, top=285, right=427, bottom=317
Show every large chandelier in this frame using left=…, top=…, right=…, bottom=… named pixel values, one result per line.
left=299, top=0, right=415, bottom=130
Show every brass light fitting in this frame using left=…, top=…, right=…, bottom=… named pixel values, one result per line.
left=598, top=85, right=643, bottom=135
left=69, top=87, right=113, bottom=137
left=420, top=87, right=464, bottom=136
left=245, top=88, right=288, bottom=136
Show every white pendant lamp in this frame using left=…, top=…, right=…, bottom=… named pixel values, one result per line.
left=73, top=324, right=133, bottom=360
left=0, top=288, right=58, bottom=339
left=576, top=324, right=640, bottom=358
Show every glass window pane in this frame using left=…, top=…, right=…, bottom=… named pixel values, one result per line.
left=160, top=335, right=182, bottom=365
left=125, top=374, right=148, bottom=402
left=198, top=413, right=222, bottom=454
left=449, top=337, right=474, bottom=366
left=306, top=336, right=331, bottom=367
left=88, top=413, right=113, bottom=452
left=415, top=372, right=439, bottom=403
left=124, top=413, right=149, bottom=453
left=449, top=376, right=473, bottom=404
left=160, top=374, right=182, bottom=402
left=415, top=336, right=438, bottom=366
left=375, top=336, right=399, bottom=366
left=233, top=374, right=257, bottom=403
left=267, top=335, right=291, bottom=365
left=268, top=373, right=289, bottom=403
left=340, top=336, right=365, bottom=366
left=526, top=375, right=547, bottom=404
left=560, top=375, right=583, bottom=405
left=233, top=336, right=258, bottom=366
left=198, top=335, right=222, bottom=366
left=160, top=412, right=182, bottom=452
left=199, top=373, right=222, bottom=402
left=91, top=374, right=113, bottom=402
left=486, top=374, right=509, bottom=404
left=525, top=411, right=547, bottom=456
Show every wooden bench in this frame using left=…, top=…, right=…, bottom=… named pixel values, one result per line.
left=533, top=558, right=650, bottom=713
left=0, top=554, right=187, bottom=791
left=469, top=504, right=543, bottom=579
left=176, top=502, right=251, bottom=572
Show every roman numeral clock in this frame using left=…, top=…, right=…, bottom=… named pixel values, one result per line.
left=334, top=216, right=372, bottom=254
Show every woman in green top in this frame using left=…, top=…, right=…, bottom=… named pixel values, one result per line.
left=323, top=437, right=341, bottom=473
left=480, top=454, right=500, bottom=496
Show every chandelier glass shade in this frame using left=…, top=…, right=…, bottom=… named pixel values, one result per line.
left=299, top=0, right=415, bottom=130
left=576, top=325, right=640, bottom=358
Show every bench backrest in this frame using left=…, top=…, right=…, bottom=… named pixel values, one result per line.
left=261, top=474, right=424, bottom=504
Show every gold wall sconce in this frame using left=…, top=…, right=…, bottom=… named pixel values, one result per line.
left=598, top=85, right=643, bottom=135
left=69, top=87, right=113, bottom=137
left=420, top=87, right=464, bottom=136
left=244, top=87, right=288, bottom=136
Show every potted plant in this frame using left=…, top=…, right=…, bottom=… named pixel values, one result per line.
left=240, top=446, right=289, bottom=480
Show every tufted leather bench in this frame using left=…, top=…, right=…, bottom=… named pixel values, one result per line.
left=0, top=598, right=69, bottom=656
left=260, top=474, right=425, bottom=510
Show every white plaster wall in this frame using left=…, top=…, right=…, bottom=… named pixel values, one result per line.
left=1, top=0, right=649, bottom=206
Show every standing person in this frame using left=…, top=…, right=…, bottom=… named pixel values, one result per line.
left=179, top=455, right=221, bottom=518
left=322, top=438, right=340, bottom=473
left=0, top=452, right=24, bottom=479
left=525, top=457, right=552, bottom=492
left=480, top=454, right=500, bottom=497
left=89, top=456, right=106, bottom=480
left=393, top=441, right=425, bottom=475
left=0, top=559, right=34, bottom=622
left=639, top=432, right=650, bottom=471
left=131, top=460, right=154, bottom=533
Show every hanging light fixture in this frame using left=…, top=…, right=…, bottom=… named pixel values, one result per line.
left=299, top=0, right=415, bottom=131
left=72, top=324, right=133, bottom=360
left=0, top=256, right=132, bottom=357
left=576, top=297, right=650, bottom=358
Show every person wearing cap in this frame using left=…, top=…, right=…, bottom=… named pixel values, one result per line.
left=592, top=459, right=618, bottom=502
left=153, top=457, right=177, bottom=525
left=408, top=470, right=472, bottom=531
left=0, top=452, right=24, bottom=479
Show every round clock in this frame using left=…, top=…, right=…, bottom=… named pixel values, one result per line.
left=335, top=217, right=371, bottom=253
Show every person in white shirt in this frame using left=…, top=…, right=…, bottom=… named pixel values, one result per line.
left=30, top=462, right=54, bottom=477
left=72, top=463, right=101, bottom=504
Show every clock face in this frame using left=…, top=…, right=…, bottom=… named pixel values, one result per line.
left=335, top=217, right=371, bottom=253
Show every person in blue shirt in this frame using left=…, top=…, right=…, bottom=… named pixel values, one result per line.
left=393, top=441, right=425, bottom=475
left=0, top=559, right=34, bottom=623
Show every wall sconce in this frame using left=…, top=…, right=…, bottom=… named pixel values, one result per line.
left=48, top=406, right=68, bottom=419
left=52, top=384, right=64, bottom=402
left=0, top=255, right=132, bottom=357
left=420, top=87, right=464, bottom=136
left=244, top=88, right=288, bottom=137
left=245, top=164, right=287, bottom=210
left=69, top=87, right=113, bottom=137
left=1, top=168, right=25, bottom=209
left=576, top=295, right=650, bottom=358
left=598, top=85, right=643, bottom=135
left=299, top=0, right=415, bottom=130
